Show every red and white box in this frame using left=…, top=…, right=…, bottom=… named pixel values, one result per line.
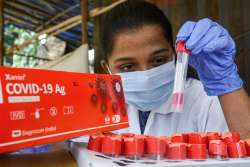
left=0, top=67, right=129, bottom=153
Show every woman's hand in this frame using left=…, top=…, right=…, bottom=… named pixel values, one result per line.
left=177, top=18, right=250, bottom=138
left=176, top=18, right=243, bottom=96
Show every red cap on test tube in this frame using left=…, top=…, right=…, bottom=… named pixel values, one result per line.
left=101, top=135, right=122, bottom=156
left=222, top=132, right=240, bottom=144
left=245, top=139, right=250, bottom=156
left=187, top=144, right=207, bottom=160
left=121, top=133, right=135, bottom=138
left=188, top=133, right=208, bottom=146
left=171, top=133, right=188, bottom=143
left=176, top=41, right=191, bottom=54
left=208, top=140, right=228, bottom=158
left=207, top=132, right=221, bottom=141
left=87, top=134, right=104, bottom=152
left=159, top=136, right=171, bottom=143
left=123, top=135, right=145, bottom=159
left=145, top=136, right=168, bottom=159
left=227, top=140, right=247, bottom=158
left=166, top=143, right=187, bottom=160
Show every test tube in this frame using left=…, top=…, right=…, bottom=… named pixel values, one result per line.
left=172, top=41, right=190, bottom=112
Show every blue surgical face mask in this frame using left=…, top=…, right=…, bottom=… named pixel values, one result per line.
left=110, top=61, right=175, bottom=111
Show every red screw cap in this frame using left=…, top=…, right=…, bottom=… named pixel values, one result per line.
left=187, top=144, right=207, bottom=160
left=87, top=134, right=104, bottom=152
left=145, top=136, right=168, bottom=155
left=166, top=143, right=187, bottom=160
left=101, top=135, right=122, bottom=156
left=171, top=133, right=188, bottom=143
left=245, top=139, right=250, bottom=156
left=176, top=41, right=190, bottom=54
left=207, top=132, right=221, bottom=141
left=188, top=133, right=208, bottom=146
left=227, top=140, right=247, bottom=158
left=121, top=133, right=135, bottom=138
left=123, top=135, right=145, bottom=156
left=221, top=132, right=240, bottom=144
left=208, top=140, right=228, bottom=157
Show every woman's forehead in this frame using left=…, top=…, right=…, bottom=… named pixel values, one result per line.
left=109, top=25, right=172, bottom=59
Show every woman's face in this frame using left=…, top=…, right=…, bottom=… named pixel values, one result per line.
left=106, top=25, right=174, bottom=73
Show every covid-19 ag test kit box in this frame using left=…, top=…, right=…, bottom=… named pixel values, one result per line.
left=0, top=67, right=128, bottom=153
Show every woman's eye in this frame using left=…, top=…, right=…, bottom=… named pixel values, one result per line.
left=152, top=56, right=168, bottom=67
left=119, top=64, right=134, bottom=72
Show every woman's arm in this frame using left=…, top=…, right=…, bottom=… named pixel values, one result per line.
left=176, top=18, right=250, bottom=137
left=219, top=88, right=250, bottom=138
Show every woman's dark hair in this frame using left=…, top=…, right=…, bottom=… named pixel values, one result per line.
left=94, top=0, right=174, bottom=73
left=94, top=0, right=198, bottom=79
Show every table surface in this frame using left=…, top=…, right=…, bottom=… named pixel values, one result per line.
left=0, top=142, right=77, bottom=167
left=70, top=142, right=250, bottom=167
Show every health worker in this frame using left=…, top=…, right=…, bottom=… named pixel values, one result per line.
left=96, top=0, right=250, bottom=137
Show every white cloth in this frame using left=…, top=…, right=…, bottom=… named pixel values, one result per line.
left=115, top=78, right=228, bottom=136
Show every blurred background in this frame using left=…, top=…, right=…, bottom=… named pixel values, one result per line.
left=0, top=0, right=249, bottom=93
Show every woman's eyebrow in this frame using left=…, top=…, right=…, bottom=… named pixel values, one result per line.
left=151, top=48, right=169, bottom=56
left=114, top=57, right=134, bottom=63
